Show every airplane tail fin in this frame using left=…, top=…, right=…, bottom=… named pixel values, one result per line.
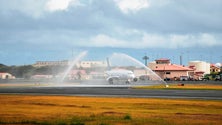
left=106, top=57, right=111, bottom=71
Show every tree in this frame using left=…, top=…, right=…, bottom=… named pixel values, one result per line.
left=0, top=64, right=10, bottom=72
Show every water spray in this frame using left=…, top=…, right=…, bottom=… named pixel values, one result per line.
left=61, top=51, right=88, bottom=82
left=110, top=53, right=168, bottom=87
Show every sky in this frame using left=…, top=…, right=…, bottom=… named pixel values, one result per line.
left=0, top=0, right=222, bottom=66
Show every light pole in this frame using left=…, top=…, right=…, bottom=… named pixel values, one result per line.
left=143, top=54, right=149, bottom=66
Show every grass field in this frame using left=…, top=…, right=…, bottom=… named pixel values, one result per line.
left=0, top=95, right=222, bottom=125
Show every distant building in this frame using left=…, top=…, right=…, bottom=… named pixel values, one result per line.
left=89, top=71, right=105, bottom=79
left=0, top=72, right=15, bottom=79
left=188, top=61, right=210, bottom=74
left=33, top=60, right=107, bottom=69
left=31, top=75, right=53, bottom=79
left=133, top=69, right=147, bottom=77
left=210, top=64, right=221, bottom=73
left=33, top=60, right=69, bottom=67
left=76, top=61, right=107, bottom=69
left=149, top=58, right=194, bottom=80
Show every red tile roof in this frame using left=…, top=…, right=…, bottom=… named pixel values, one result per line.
left=153, top=64, right=194, bottom=71
left=155, top=58, right=170, bottom=61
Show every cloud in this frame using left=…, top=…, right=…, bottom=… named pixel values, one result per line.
left=0, top=0, right=47, bottom=18
left=0, top=0, right=221, bottom=33
left=0, top=0, right=84, bottom=18
left=0, top=0, right=221, bottom=65
left=89, top=34, right=127, bottom=47
left=87, top=33, right=222, bottom=49
left=46, top=0, right=73, bottom=12
left=45, top=0, right=84, bottom=12
left=0, top=0, right=221, bottom=49
left=114, top=0, right=149, bottom=14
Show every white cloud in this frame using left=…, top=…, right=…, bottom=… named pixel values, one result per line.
left=87, top=33, right=221, bottom=49
left=46, top=0, right=75, bottom=12
left=0, top=0, right=83, bottom=18
left=89, top=34, right=127, bottom=47
left=141, top=33, right=221, bottom=48
left=114, top=0, right=149, bottom=14
left=168, top=33, right=220, bottom=48
left=198, top=33, right=218, bottom=46
left=13, top=28, right=220, bottom=49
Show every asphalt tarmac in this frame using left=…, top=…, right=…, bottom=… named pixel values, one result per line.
left=0, top=86, right=222, bottom=100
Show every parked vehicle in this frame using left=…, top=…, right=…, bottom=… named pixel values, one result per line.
left=180, top=76, right=189, bottom=81
left=215, top=74, right=222, bottom=81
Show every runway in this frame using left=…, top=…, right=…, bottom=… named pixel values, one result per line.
left=0, top=85, right=222, bottom=100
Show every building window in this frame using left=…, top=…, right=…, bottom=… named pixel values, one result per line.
left=166, top=72, right=171, bottom=74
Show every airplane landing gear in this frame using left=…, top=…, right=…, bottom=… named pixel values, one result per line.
left=108, top=78, right=113, bottom=84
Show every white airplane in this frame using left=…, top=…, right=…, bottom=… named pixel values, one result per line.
left=105, top=69, right=138, bottom=84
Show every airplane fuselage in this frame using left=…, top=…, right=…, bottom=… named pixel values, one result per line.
left=105, top=69, right=136, bottom=84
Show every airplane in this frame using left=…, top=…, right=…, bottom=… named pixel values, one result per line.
left=105, top=69, right=138, bottom=84
left=105, top=58, right=138, bottom=84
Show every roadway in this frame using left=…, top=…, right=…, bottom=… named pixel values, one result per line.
left=0, top=85, right=222, bottom=100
